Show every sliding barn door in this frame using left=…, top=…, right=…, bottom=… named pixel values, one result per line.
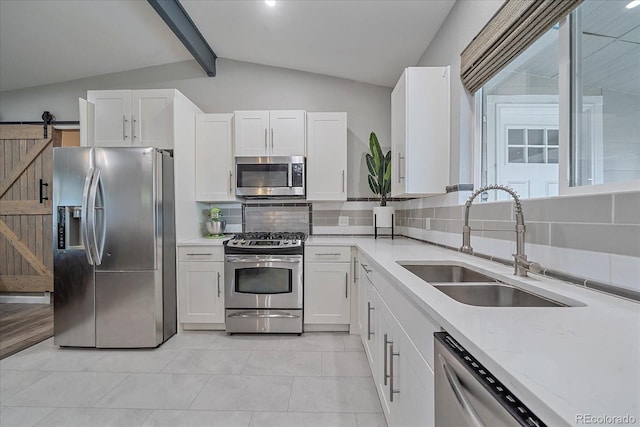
left=0, top=125, right=54, bottom=292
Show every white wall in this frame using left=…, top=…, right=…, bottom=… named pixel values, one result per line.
left=0, top=57, right=392, bottom=198
left=415, top=0, right=504, bottom=185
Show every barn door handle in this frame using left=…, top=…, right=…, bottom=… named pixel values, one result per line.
left=39, top=179, right=49, bottom=203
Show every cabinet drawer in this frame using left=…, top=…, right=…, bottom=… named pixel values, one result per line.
left=306, top=246, right=351, bottom=262
left=178, top=246, right=224, bottom=262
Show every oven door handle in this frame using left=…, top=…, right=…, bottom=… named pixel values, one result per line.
left=226, top=256, right=301, bottom=264
left=227, top=311, right=301, bottom=319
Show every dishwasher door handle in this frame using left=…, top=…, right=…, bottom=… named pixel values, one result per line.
left=440, top=354, right=487, bottom=427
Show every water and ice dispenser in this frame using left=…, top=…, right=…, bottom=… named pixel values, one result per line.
left=57, top=206, right=83, bottom=250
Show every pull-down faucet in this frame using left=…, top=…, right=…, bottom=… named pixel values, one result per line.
left=460, top=184, right=540, bottom=277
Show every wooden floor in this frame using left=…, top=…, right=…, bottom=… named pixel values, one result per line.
left=0, top=303, right=53, bottom=359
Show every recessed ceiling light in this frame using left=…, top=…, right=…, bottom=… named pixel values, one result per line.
left=626, top=0, right=640, bottom=8
left=265, top=0, right=276, bottom=7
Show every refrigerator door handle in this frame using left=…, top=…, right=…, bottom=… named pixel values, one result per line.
left=81, top=166, right=95, bottom=265
left=87, top=168, right=103, bottom=265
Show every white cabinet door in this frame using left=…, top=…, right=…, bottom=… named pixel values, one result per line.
left=178, top=261, right=224, bottom=323
left=306, top=112, right=347, bottom=201
left=195, top=113, right=234, bottom=201
left=88, top=90, right=132, bottom=147
left=361, top=273, right=381, bottom=381
left=391, top=77, right=406, bottom=197
left=375, top=303, right=402, bottom=426
left=391, top=67, right=450, bottom=197
left=398, top=338, right=435, bottom=427
left=304, top=262, right=350, bottom=324
left=269, top=110, right=305, bottom=156
left=234, top=110, right=305, bottom=156
left=79, top=98, right=95, bottom=147
left=234, top=110, right=270, bottom=156
left=131, top=89, right=174, bottom=149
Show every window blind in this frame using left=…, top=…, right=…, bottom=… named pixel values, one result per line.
left=460, top=0, right=583, bottom=94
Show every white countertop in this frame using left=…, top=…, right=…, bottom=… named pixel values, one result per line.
left=178, top=236, right=233, bottom=246
left=306, top=236, right=640, bottom=426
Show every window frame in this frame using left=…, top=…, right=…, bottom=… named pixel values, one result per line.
left=474, top=14, right=640, bottom=198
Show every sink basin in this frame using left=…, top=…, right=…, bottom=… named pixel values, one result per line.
left=434, top=284, right=567, bottom=307
left=399, top=263, right=498, bottom=283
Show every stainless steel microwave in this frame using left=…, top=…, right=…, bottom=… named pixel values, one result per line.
left=235, top=156, right=305, bottom=198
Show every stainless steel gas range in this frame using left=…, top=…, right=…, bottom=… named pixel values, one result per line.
left=223, top=232, right=306, bottom=334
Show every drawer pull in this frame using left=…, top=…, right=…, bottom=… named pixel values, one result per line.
left=186, top=253, right=213, bottom=256
left=315, top=253, right=342, bottom=256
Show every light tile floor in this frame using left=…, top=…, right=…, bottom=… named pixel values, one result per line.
left=0, top=332, right=386, bottom=427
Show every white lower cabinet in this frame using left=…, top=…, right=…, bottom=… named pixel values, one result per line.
left=359, top=253, right=436, bottom=427
left=304, top=262, right=350, bottom=324
left=178, top=246, right=225, bottom=326
left=304, top=246, right=351, bottom=328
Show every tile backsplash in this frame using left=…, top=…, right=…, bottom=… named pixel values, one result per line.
left=243, top=203, right=311, bottom=234
left=203, top=191, right=639, bottom=295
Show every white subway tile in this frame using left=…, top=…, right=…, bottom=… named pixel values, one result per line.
left=610, top=254, right=640, bottom=292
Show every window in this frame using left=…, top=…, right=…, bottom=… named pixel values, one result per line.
left=481, top=25, right=560, bottom=200
left=571, top=0, right=640, bottom=187
left=479, top=0, right=640, bottom=199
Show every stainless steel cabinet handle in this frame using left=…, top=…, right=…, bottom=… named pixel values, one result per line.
left=384, top=333, right=392, bottom=385
left=271, top=128, right=274, bottom=149
left=345, top=272, right=348, bottom=298
left=353, top=257, right=358, bottom=281
left=361, top=263, right=372, bottom=273
left=367, top=302, right=374, bottom=340
left=132, top=116, right=137, bottom=141
left=397, top=152, right=405, bottom=182
left=389, top=343, right=400, bottom=402
left=217, top=272, right=221, bottom=298
left=123, top=116, right=128, bottom=140
left=440, top=355, right=486, bottom=427
left=264, top=128, right=268, bottom=151
left=342, top=170, right=345, bottom=192
left=315, top=253, right=341, bottom=256
left=186, top=253, right=213, bottom=256
left=229, top=171, right=232, bottom=193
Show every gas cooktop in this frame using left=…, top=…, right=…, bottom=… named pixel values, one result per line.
left=224, top=232, right=306, bottom=254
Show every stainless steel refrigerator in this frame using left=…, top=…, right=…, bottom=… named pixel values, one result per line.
left=53, top=146, right=176, bottom=348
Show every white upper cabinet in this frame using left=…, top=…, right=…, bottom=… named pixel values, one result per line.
left=195, top=113, right=235, bottom=202
left=234, top=110, right=305, bottom=156
left=84, top=89, right=175, bottom=149
left=306, top=112, right=347, bottom=201
left=391, top=67, right=450, bottom=197
left=131, top=90, right=174, bottom=149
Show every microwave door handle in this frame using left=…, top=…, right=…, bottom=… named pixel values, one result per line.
left=288, top=162, right=293, bottom=188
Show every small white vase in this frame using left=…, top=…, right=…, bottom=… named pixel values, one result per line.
left=373, top=206, right=395, bottom=228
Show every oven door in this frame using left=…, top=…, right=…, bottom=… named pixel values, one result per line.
left=225, top=255, right=303, bottom=309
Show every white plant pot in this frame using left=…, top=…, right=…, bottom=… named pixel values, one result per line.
left=373, top=206, right=395, bottom=228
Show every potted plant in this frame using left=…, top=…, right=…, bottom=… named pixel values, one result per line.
left=366, top=132, right=394, bottom=228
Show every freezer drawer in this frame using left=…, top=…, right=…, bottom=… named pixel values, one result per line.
left=95, top=271, right=163, bottom=348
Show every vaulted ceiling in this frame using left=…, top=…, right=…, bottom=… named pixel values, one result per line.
left=0, top=0, right=456, bottom=92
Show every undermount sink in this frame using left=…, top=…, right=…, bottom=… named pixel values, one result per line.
left=398, top=262, right=572, bottom=308
left=399, top=263, right=499, bottom=283
left=434, top=284, right=567, bottom=307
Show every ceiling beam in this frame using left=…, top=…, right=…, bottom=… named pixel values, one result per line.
left=147, top=0, right=217, bottom=77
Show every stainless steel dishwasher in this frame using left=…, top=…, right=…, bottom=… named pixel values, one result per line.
left=434, top=332, right=546, bottom=427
